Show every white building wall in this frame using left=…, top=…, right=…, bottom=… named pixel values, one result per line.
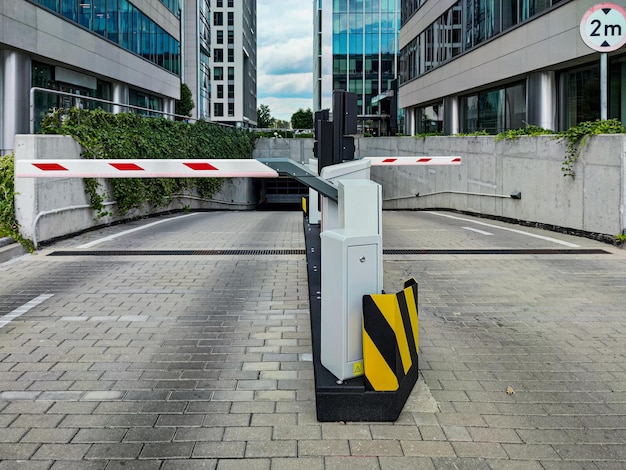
left=209, top=0, right=256, bottom=127
left=398, top=0, right=620, bottom=132
left=1, top=0, right=181, bottom=152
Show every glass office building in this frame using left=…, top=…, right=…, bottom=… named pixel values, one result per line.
left=399, top=0, right=626, bottom=135
left=1, top=1, right=182, bottom=153
left=314, top=0, right=400, bottom=117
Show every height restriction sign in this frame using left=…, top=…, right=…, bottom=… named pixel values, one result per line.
left=580, top=3, right=626, bottom=52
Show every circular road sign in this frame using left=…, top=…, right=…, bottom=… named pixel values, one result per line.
left=580, top=3, right=626, bottom=52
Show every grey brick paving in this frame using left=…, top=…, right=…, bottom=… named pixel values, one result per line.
left=1, top=211, right=626, bottom=468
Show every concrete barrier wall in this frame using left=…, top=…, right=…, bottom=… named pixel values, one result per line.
left=14, top=134, right=626, bottom=245
left=256, top=135, right=626, bottom=236
left=252, top=138, right=313, bottom=164
left=361, top=135, right=626, bottom=237
left=14, top=135, right=261, bottom=246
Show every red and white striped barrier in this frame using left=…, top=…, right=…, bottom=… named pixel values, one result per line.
left=15, top=159, right=279, bottom=178
left=365, top=156, right=461, bottom=166
left=16, top=155, right=462, bottom=179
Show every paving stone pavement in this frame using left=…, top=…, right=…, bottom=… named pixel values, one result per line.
left=0, top=210, right=625, bottom=469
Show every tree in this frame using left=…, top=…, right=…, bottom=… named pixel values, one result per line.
left=175, top=83, right=194, bottom=120
left=291, top=108, right=313, bottom=129
left=274, top=119, right=290, bottom=129
left=257, top=104, right=274, bottom=128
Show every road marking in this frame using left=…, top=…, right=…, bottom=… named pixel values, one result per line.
left=76, top=213, right=199, bottom=249
left=429, top=212, right=580, bottom=248
left=463, top=227, right=493, bottom=236
left=0, top=294, right=54, bottom=329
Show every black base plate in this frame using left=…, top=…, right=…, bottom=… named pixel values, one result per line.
left=303, top=217, right=417, bottom=422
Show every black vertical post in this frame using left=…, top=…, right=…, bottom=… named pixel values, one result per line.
left=332, top=90, right=358, bottom=163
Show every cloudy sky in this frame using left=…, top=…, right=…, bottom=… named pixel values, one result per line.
left=257, top=1, right=313, bottom=123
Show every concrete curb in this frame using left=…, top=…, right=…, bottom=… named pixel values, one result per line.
left=0, top=238, right=27, bottom=263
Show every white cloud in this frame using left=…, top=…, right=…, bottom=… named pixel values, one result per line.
left=257, top=1, right=313, bottom=123
left=258, top=72, right=312, bottom=99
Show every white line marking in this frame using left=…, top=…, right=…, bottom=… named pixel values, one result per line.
left=0, top=294, right=54, bottom=329
left=463, top=227, right=493, bottom=236
left=429, top=212, right=580, bottom=248
left=77, top=213, right=199, bottom=248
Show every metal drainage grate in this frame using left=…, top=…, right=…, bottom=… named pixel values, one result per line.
left=47, top=248, right=610, bottom=257
left=383, top=248, right=611, bottom=255
left=47, top=249, right=307, bottom=257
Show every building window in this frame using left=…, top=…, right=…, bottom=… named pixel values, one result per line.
left=401, top=0, right=565, bottom=84
left=214, top=67, right=224, bottom=80
left=214, top=12, right=223, bottom=26
left=228, top=102, right=235, bottom=117
left=216, top=30, right=223, bottom=44
left=228, top=48, right=234, bottom=62
left=217, top=0, right=223, bottom=6
left=228, top=12, right=234, bottom=26
left=228, top=67, right=235, bottom=80
left=460, top=82, right=526, bottom=134
left=560, top=64, right=600, bottom=129
left=217, top=84, right=224, bottom=99
left=214, top=49, right=224, bottom=62
left=228, top=30, right=234, bottom=44
left=34, top=0, right=181, bottom=75
left=228, top=84, right=234, bottom=99
left=415, top=103, right=444, bottom=134
left=228, top=0, right=233, bottom=7
left=609, top=56, right=626, bottom=128
left=214, top=102, right=224, bottom=116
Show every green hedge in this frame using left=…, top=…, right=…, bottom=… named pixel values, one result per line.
left=41, top=108, right=255, bottom=215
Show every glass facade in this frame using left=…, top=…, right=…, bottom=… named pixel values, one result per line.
left=561, top=57, right=626, bottom=130
left=198, top=0, right=211, bottom=120
left=332, top=0, right=400, bottom=115
left=30, top=0, right=180, bottom=75
left=31, top=61, right=115, bottom=131
left=400, top=0, right=566, bottom=84
left=459, top=82, right=525, bottom=133
left=401, top=0, right=427, bottom=25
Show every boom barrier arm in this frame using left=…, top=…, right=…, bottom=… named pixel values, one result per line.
left=16, top=156, right=461, bottom=204
left=257, top=158, right=339, bottom=202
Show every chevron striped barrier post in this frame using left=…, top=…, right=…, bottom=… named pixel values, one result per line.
left=362, top=278, right=419, bottom=394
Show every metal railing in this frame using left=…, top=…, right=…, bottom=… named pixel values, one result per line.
left=29, top=87, right=235, bottom=133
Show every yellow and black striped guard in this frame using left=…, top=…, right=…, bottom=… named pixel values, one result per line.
left=362, top=278, right=418, bottom=392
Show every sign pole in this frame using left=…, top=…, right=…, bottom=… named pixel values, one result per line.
left=600, top=52, right=608, bottom=120
left=580, top=3, right=626, bottom=121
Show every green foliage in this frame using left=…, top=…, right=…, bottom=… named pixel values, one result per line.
left=175, top=82, right=195, bottom=120
left=41, top=108, right=255, bottom=217
left=495, top=124, right=556, bottom=141
left=290, top=108, right=314, bottom=129
left=453, top=130, right=489, bottom=136
left=413, top=131, right=444, bottom=139
left=0, top=153, right=34, bottom=250
left=558, top=119, right=625, bottom=178
left=257, top=104, right=274, bottom=128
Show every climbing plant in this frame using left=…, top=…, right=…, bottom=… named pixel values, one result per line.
left=558, top=119, right=625, bottom=178
left=0, top=153, right=34, bottom=250
left=41, top=108, right=255, bottom=217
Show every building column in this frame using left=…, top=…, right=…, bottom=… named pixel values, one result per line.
left=443, top=96, right=459, bottom=135
left=165, top=98, right=176, bottom=120
left=3, top=50, right=31, bottom=152
left=527, top=71, right=556, bottom=130
left=112, top=83, right=129, bottom=114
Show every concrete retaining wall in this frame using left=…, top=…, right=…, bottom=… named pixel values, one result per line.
left=14, top=134, right=626, bottom=246
left=252, top=138, right=313, bottom=164
left=361, top=135, right=626, bottom=237
left=14, top=135, right=261, bottom=246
